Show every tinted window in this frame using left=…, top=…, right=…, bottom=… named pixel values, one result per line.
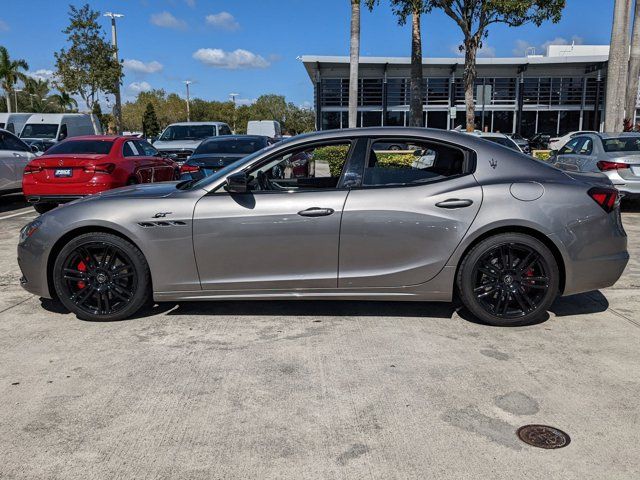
left=135, top=140, right=159, bottom=156
left=195, top=138, right=266, bottom=155
left=159, top=125, right=216, bottom=141
left=578, top=138, right=593, bottom=155
left=45, top=140, right=114, bottom=155
left=559, top=138, right=580, bottom=155
left=0, top=131, right=29, bottom=151
left=602, top=137, right=640, bottom=152
left=21, top=123, right=58, bottom=139
left=363, top=139, right=465, bottom=187
left=483, top=136, right=520, bottom=151
left=123, top=141, right=141, bottom=157
left=218, top=125, right=232, bottom=135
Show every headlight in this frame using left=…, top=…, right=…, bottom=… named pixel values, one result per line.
left=19, top=219, right=42, bottom=244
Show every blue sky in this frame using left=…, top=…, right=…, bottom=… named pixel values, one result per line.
left=0, top=0, right=616, bottom=108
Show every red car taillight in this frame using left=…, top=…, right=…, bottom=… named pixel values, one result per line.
left=24, top=164, right=42, bottom=174
left=597, top=160, right=630, bottom=171
left=84, top=163, right=116, bottom=174
left=180, top=164, right=200, bottom=174
left=588, top=187, right=618, bottom=213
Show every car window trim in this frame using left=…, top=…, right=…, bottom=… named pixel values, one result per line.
left=347, top=135, right=476, bottom=191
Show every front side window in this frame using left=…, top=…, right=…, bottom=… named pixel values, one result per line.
left=218, top=125, right=232, bottom=135
left=246, top=141, right=352, bottom=192
left=136, top=140, right=159, bottom=156
left=20, top=123, right=58, bottom=139
left=362, top=139, right=465, bottom=187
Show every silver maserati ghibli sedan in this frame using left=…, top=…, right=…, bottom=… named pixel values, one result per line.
left=17, top=128, right=629, bottom=326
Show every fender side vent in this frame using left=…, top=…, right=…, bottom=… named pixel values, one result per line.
left=138, top=221, right=187, bottom=228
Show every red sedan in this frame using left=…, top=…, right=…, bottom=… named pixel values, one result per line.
left=23, top=136, right=178, bottom=213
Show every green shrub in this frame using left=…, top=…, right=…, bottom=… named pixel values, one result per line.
left=532, top=150, right=552, bottom=161
left=314, top=147, right=417, bottom=176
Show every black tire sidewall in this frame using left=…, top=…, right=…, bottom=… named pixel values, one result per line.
left=457, top=233, right=560, bottom=327
left=53, top=232, right=151, bottom=321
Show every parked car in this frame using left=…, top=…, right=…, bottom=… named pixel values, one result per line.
left=22, top=139, right=55, bottom=156
left=18, top=128, right=628, bottom=326
left=506, top=133, right=531, bottom=154
left=552, top=132, right=640, bottom=200
left=180, top=135, right=273, bottom=181
left=548, top=130, right=598, bottom=151
left=246, top=120, right=281, bottom=139
left=153, top=122, right=232, bottom=164
left=0, top=113, right=33, bottom=135
left=468, top=132, right=523, bottom=153
left=22, top=136, right=178, bottom=213
left=19, top=113, right=102, bottom=143
left=528, top=133, right=553, bottom=150
left=372, top=141, right=409, bottom=151
left=0, top=128, right=35, bottom=195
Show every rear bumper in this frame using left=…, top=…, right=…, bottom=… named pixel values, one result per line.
left=23, top=182, right=118, bottom=203
left=26, top=195, right=84, bottom=204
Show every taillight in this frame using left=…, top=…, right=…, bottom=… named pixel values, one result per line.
left=588, top=187, right=618, bottom=213
left=85, top=163, right=116, bottom=174
left=24, top=164, right=42, bottom=174
left=597, top=160, right=630, bottom=171
left=180, top=164, right=200, bottom=174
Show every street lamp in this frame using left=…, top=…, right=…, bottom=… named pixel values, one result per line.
left=183, top=80, right=192, bottom=122
left=229, top=93, right=239, bottom=133
left=14, top=89, right=22, bottom=113
left=104, top=12, right=124, bottom=134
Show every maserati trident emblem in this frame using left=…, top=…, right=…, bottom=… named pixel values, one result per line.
left=489, top=158, right=498, bottom=169
left=153, top=212, right=172, bottom=218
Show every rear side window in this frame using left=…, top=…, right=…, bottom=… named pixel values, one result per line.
left=362, top=139, right=465, bottom=187
left=602, top=137, right=640, bottom=152
left=218, top=124, right=232, bottom=135
left=0, top=131, right=29, bottom=151
left=45, top=140, right=114, bottom=155
left=123, top=141, right=141, bottom=157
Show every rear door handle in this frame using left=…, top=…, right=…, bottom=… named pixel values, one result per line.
left=298, top=207, right=335, bottom=217
left=435, top=199, right=474, bottom=209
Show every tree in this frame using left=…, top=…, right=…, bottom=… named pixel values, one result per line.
left=626, top=0, right=640, bottom=127
left=142, top=103, right=160, bottom=138
left=428, top=0, right=565, bottom=132
left=0, top=46, right=29, bottom=113
left=606, top=0, right=633, bottom=132
left=349, top=0, right=361, bottom=128
left=367, top=1, right=427, bottom=127
left=48, top=91, right=78, bottom=112
left=23, top=77, right=51, bottom=112
left=54, top=4, right=122, bottom=132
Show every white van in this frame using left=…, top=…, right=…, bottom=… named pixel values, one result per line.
left=19, top=113, right=102, bottom=143
left=246, top=120, right=281, bottom=138
left=0, top=113, right=33, bottom=135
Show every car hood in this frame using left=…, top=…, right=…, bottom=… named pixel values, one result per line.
left=68, top=182, right=182, bottom=206
left=153, top=140, right=204, bottom=150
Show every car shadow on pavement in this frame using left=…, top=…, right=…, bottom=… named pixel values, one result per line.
left=0, top=193, right=29, bottom=214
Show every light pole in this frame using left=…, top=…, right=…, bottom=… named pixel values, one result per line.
left=14, top=89, right=22, bottom=113
left=104, top=12, right=124, bottom=135
left=183, top=80, right=192, bottom=122
left=229, top=93, right=239, bottom=133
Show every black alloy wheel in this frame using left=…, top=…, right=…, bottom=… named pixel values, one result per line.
left=53, top=233, right=150, bottom=321
left=457, top=233, right=559, bottom=326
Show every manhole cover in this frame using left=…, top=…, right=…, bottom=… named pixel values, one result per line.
left=516, top=425, right=571, bottom=449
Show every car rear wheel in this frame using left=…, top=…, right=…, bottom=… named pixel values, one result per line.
left=33, top=203, right=57, bottom=214
left=457, top=233, right=559, bottom=326
left=53, top=232, right=151, bottom=321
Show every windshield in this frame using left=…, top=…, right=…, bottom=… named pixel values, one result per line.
left=45, top=140, right=114, bottom=155
left=484, top=137, right=519, bottom=151
left=195, top=138, right=265, bottom=155
left=21, top=123, right=58, bottom=139
left=602, top=137, right=640, bottom=153
left=159, top=125, right=216, bottom=141
left=182, top=148, right=268, bottom=191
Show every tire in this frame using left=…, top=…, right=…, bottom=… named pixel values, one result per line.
left=126, top=177, right=138, bottom=185
left=456, top=233, right=559, bottom=327
left=34, top=203, right=57, bottom=214
left=53, top=232, right=151, bottom=321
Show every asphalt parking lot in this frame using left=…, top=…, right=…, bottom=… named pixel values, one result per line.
left=0, top=193, right=639, bottom=480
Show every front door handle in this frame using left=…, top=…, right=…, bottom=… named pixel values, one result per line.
left=298, top=207, right=335, bottom=217
left=435, top=199, right=474, bottom=209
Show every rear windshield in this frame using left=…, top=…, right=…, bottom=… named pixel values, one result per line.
left=159, top=125, right=216, bottom=141
left=602, top=137, right=640, bottom=153
left=45, top=140, right=114, bottom=155
left=20, top=124, right=58, bottom=139
left=484, top=137, right=520, bottom=151
left=195, top=138, right=265, bottom=155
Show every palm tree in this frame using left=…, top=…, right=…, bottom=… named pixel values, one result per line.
left=626, top=0, right=640, bottom=126
left=605, top=0, right=633, bottom=132
left=348, top=0, right=361, bottom=128
left=23, top=77, right=51, bottom=112
left=0, top=46, right=29, bottom=113
left=48, top=90, right=78, bottom=113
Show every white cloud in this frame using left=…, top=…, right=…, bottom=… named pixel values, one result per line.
left=205, top=12, right=240, bottom=31
left=450, top=43, right=495, bottom=58
left=150, top=12, right=187, bottom=30
left=27, top=69, right=55, bottom=82
left=513, top=36, right=584, bottom=56
left=128, top=81, right=152, bottom=93
left=0, top=19, right=9, bottom=32
left=123, top=59, right=164, bottom=74
left=193, top=48, right=270, bottom=69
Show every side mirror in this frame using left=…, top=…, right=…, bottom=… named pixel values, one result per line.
left=225, top=172, right=248, bottom=193
left=30, top=145, right=40, bottom=153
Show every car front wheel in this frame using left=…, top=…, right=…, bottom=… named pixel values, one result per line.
left=457, top=233, right=559, bottom=326
left=53, top=232, right=151, bottom=321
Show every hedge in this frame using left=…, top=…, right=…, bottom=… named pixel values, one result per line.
left=314, top=146, right=416, bottom=177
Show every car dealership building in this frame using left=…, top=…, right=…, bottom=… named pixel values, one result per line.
left=301, top=45, right=621, bottom=137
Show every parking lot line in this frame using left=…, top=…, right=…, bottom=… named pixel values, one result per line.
left=0, top=208, right=36, bottom=221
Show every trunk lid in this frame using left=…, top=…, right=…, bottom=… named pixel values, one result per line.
left=29, top=154, right=109, bottom=184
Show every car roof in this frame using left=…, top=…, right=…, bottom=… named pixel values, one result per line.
left=166, top=122, right=227, bottom=126
left=201, top=135, right=268, bottom=142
